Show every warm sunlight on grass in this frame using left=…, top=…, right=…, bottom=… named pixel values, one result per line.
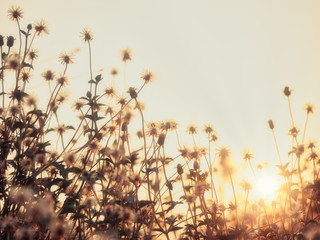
left=1, top=3, right=320, bottom=240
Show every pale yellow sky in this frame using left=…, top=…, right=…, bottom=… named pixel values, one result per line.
left=2, top=0, right=320, bottom=177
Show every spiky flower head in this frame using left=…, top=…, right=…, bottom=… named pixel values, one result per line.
left=141, top=70, right=153, bottom=84
left=41, top=70, right=55, bottom=81
left=59, top=52, right=74, bottom=65
left=121, top=48, right=131, bottom=62
left=304, top=103, right=314, bottom=115
left=34, top=19, right=49, bottom=36
left=80, top=28, right=93, bottom=42
left=8, top=6, right=23, bottom=21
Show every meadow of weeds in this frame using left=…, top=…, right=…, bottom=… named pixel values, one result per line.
left=1, top=6, right=320, bottom=240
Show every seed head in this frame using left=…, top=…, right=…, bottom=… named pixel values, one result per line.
left=242, top=149, right=254, bottom=162
left=57, top=74, right=68, bottom=86
left=187, top=124, right=197, bottom=135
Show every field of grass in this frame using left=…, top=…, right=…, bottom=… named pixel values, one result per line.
left=1, top=6, right=320, bottom=240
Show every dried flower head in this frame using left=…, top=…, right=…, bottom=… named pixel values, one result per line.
left=187, top=124, right=198, bottom=135
left=57, top=74, right=68, bottom=86
left=288, top=126, right=299, bottom=138
left=28, top=49, right=38, bottom=61
left=63, top=152, right=76, bottom=166
left=128, top=87, right=138, bottom=99
left=304, top=103, right=314, bottom=115
left=81, top=28, right=93, bottom=42
left=41, top=70, right=55, bottom=81
left=6, top=52, right=19, bottom=70
left=203, top=124, right=214, bottom=135
left=146, top=122, right=158, bottom=137
left=73, top=100, right=84, bottom=111
left=8, top=6, right=23, bottom=21
left=59, top=52, right=74, bottom=65
left=20, top=70, right=31, bottom=83
left=110, top=67, right=119, bottom=77
left=242, top=149, right=254, bottom=161
left=141, top=70, right=153, bottom=84
left=34, top=19, right=49, bottom=36
left=121, top=48, right=131, bottom=62
left=218, top=146, right=234, bottom=175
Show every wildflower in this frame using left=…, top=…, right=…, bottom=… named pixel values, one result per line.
left=194, top=181, right=210, bottom=196
left=55, top=124, right=66, bottom=135
left=10, top=186, right=33, bottom=204
left=105, top=105, right=114, bottom=115
left=242, top=149, right=254, bottom=162
left=117, top=96, right=127, bottom=106
left=34, top=153, right=46, bottom=165
left=307, top=141, right=317, bottom=150
left=50, top=220, right=67, bottom=240
left=128, top=87, right=137, bottom=99
left=283, top=86, right=292, bottom=97
left=9, top=105, right=20, bottom=115
left=20, top=70, right=31, bottom=82
left=179, top=146, right=190, bottom=158
left=10, top=88, right=27, bottom=102
left=41, top=70, right=55, bottom=81
left=146, top=122, right=158, bottom=137
left=57, top=74, right=68, bottom=86
left=6, top=52, right=19, bottom=70
left=203, top=124, right=214, bottom=135
left=121, top=48, right=131, bottom=62
left=89, top=139, right=100, bottom=153
left=288, top=126, right=299, bottom=138
left=28, top=49, right=38, bottom=61
left=105, top=86, right=115, bottom=97
left=190, top=148, right=201, bottom=160
left=304, top=103, right=314, bottom=114
left=73, top=100, right=84, bottom=111
left=177, top=163, right=183, bottom=175
left=8, top=6, right=23, bottom=21
left=267, top=119, right=274, bottom=130
left=129, top=173, right=141, bottom=187
left=80, top=28, right=93, bottom=42
left=7, top=36, right=15, bottom=47
left=63, top=152, right=76, bottom=166
left=57, top=92, right=68, bottom=104
left=110, top=67, right=118, bottom=77
left=59, top=51, right=74, bottom=65
left=187, top=124, right=197, bottom=135
left=141, top=70, right=153, bottom=84
left=211, top=133, right=218, bottom=142
left=34, top=19, right=49, bottom=36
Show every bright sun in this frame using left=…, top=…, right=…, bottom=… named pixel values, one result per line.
left=251, top=172, right=281, bottom=203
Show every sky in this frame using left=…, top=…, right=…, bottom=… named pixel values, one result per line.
left=2, top=0, right=320, bottom=185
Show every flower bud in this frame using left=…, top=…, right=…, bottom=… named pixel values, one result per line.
left=157, top=133, right=165, bottom=146
left=128, top=87, right=137, bottom=99
left=27, top=24, right=32, bottom=30
left=177, top=164, right=183, bottom=175
left=193, top=160, right=199, bottom=170
left=268, top=120, right=274, bottom=130
left=283, top=86, right=291, bottom=97
left=0, top=35, right=4, bottom=47
left=7, top=36, right=14, bottom=47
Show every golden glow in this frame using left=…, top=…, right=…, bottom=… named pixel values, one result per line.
left=251, top=172, right=281, bottom=203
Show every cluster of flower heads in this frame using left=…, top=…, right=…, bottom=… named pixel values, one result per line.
left=1, top=6, right=320, bottom=240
